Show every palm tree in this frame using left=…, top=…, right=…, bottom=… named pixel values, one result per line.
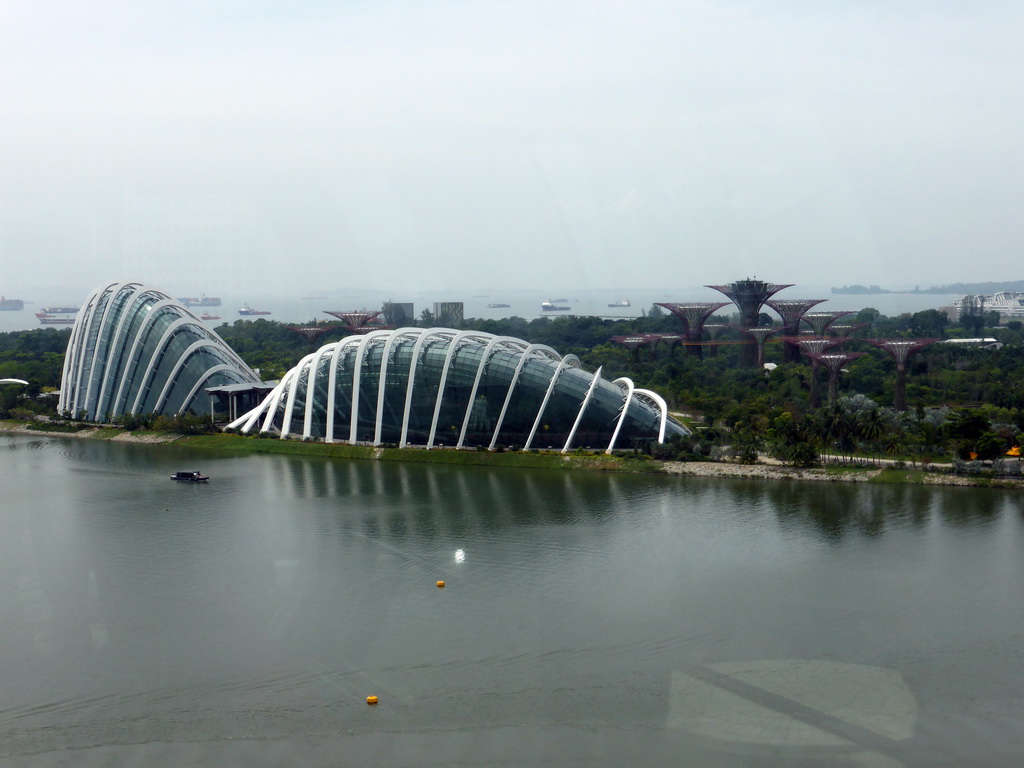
left=858, top=408, right=885, bottom=465
left=824, top=404, right=855, bottom=464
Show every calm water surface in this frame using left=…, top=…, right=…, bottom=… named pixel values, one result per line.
left=1, top=434, right=1022, bottom=767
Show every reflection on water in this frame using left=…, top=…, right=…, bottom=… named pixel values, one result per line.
left=1, top=434, right=1023, bottom=767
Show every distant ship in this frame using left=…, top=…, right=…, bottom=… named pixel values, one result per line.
left=487, top=303, right=511, bottom=308
left=607, top=299, right=631, bottom=308
left=200, top=312, right=222, bottom=321
left=35, top=306, right=79, bottom=317
left=541, top=300, right=571, bottom=312
left=238, top=304, right=272, bottom=316
left=0, top=297, right=24, bottom=311
left=178, top=296, right=222, bottom=307
left=36, top=306, right=79, bottom=324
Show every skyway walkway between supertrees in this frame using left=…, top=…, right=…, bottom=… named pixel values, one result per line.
left=766, top=299, right=826, bottom=362
left=707, top=279, right=793, bottom=366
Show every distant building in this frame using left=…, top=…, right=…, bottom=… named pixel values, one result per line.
left=433, top=301, right=464, bottom=327
left=949, top=292, right=1024, bottom=320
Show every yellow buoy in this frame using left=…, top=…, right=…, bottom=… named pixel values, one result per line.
left=436, top=580, right=445, bottom=588
left=366, top=695, right=378, bottom=705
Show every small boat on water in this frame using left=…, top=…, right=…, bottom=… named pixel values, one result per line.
left=171, top=471, right=209, bottom=482
left=608, top=299, right=631, bottom=308
left=200, top=312, right=221, bottom=321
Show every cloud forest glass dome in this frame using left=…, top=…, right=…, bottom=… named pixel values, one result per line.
left=229, top=328, right=687, bottom=452
left=58, top=281, right=260, bottom=421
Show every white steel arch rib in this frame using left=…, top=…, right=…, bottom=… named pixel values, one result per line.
left=325, top=336, right=363, bottom=443
left=59, top=290, right=98, bottom=414
left=81, top=280, right=142, bottom=417
left=67, top=282, right=119, bottom=416
left=94, top=284, right=166, bottom=418
left=399, top=328, right=455, bottom=448
left=374, top=329, right=422, bottom=445
left=487, top=344, right=561, bottom=450
left=280, top=352, right=317, bottom=438
left=177, top=364, right=243, bottom=416
left=426, top=331, right=492, bottom=449
left=110, top=297, right=180, bottom=417
left=260, top=366, right=301, bottom=434
left=524, top=355, right=580, bottom=450
left=561, top=365, right=602, bottom=453
left=633, top=389, right=670, bottom=443
left=606, top=377, right=635, bottom=454
left=230, top=388, right=275, bottom=432
left=303, top=343, right=337, bottom=439
left=348, top=331, right=391, bottom=444
left=129, top=316, right=195, bottom=414
left=152, top=338, right=228, bottom=414
left=456, top=336, right=527, bottom=449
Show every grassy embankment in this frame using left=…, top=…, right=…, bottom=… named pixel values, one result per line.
left=0, top=421, right=664, bottom=474
left=178, top=433, right=663, bottom=473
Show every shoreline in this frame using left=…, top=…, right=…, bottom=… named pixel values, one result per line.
left=1, top=422, right=1021, bottom=489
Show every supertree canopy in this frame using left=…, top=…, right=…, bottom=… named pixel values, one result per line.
left=767, top=299, right=827, bottom=362
left=864, top=339, right=939, bottom=410
left=655, top=302, right=729, bottom=358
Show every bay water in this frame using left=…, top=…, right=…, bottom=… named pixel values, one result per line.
left=1, top=433, right=1022, bottom=766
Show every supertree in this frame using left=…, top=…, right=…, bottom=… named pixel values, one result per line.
left=655, top=302, right=729, bottom=359
left=323, top=310, right=386, bottom=334
left=612, top=335, right=656, bottom=364
left=828, top=323, right=865, bottom=340
left=286, top=325, right=333, bottom=347
left=706, top=279, right=792, bottom=365
left=743, top=327, right=777, bottom=368
left=808, top=352, right=866, bottom=405
left=767, top=299, right=827, bottom=362
left=802, top=310, right=855, bottom=337
left=782, top=336, right=842, bottom=361
left=864, top=339, right=940, bottom=411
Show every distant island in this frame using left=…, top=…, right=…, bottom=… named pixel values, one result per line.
left=832, top=281, right=1024, bottom=295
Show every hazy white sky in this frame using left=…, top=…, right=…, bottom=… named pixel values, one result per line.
left=2, top=0, right=1022, bottom=297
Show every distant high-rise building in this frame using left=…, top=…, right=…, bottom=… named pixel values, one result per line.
left=433, top=301, right=464, bottom=327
